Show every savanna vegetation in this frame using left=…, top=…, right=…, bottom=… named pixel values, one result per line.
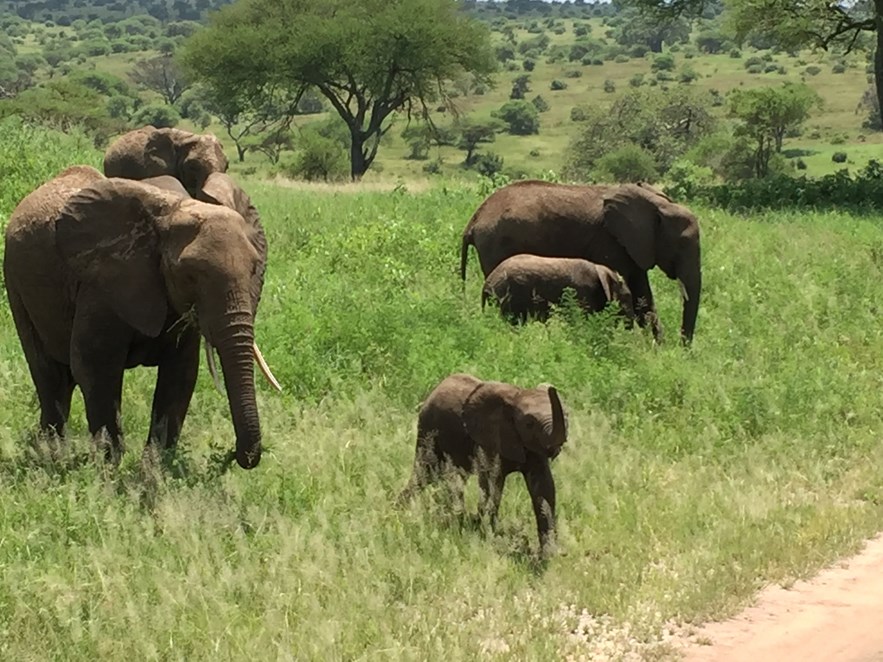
left=3, top=0, right=883, bottom=657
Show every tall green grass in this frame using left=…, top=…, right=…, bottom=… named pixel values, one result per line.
left=2, top=125, right=883, bottom=659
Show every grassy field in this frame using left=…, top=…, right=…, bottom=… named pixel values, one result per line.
left=2, top=121, right=883, bottom=658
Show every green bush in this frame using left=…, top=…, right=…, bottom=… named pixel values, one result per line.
left=805, top=65, right=821, bottom=76
left=493, top=100, right=540, bottom=135
left=563, top=69, right=582, bottom=78
left=550, top=79, right=568, bottom=91
left=531, top=95, right=550, bottom=112
left=832, top=151, right=847, bottom=163
left=603, top=79, right=616, bottom=93
left=832, top=62, right=847, bottom=74
left=629, top=73, right=645, bottom=88
left=592, top=144, right=659, bottom=183
left=570, top=106, right=589, bottom=122
left=651, top=53, right=675, bottom=72
left=131, top=103, right=181, bottom=129
left=284, top=132, right=348, bottom=181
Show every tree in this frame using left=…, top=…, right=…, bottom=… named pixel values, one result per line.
left=493, top=100, right=540, bottom=135
left=182, top=0, right=496, bottom=180
left=455, top=118, right=502, bottom=165
left=510, top=74, right=531, bottom=99
left=130, top=54, right=191, bottom=105
left=728, top=82, right=821, bottom=177
left=614, top=7, right=690, bottom=53
left=620, top=0, right=883, bottom=128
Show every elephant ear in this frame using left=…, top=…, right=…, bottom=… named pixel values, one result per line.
left=143, top=128, right=178, bottom=176
left=462, top=382, right=526, bottom=465
left=56, top=178, right=172, bottom=337
left=602, top=184, right=662, bottom=272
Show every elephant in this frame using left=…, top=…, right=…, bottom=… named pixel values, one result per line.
left=481, top=254, right=635, bottom=325
left=398, top=373, right=568, bottom=553
left=103, top=125, right=229, bottom=197
left=460, top=181, right=702, bottom=344
left=3, top=164, right=280, bottom=469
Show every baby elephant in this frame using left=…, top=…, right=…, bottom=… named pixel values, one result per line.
left=399, top=373, right=568, bottom=553
left=482, top=254, right=635, bottom=324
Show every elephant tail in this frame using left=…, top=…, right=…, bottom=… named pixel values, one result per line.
left=460, top=228, right=474, bottom=283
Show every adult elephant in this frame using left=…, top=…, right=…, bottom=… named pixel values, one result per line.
left=460, top=181, right=702, bottom=344
left=3, top=165, right=279, bottom=469
left=103, top=125, right=228, bottom=197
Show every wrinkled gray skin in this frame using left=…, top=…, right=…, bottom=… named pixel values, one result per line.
left=3, top=165, right=267, bottom=469
left=461, top=181, right=702, bottom=344
left=481, top=254, right=635, bottom=325
left=399, top=373, right=568, bottom=554
left=103, top=126, right=229, bottom=197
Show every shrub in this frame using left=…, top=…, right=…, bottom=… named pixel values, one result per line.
left=523, top=58, right=535, bottom=71
left=592, top=144, right=659, bottom=183
left=570, top=106, right=589, bottom=122
left=470, top=151, right=504, bottom=177
left=832, top=62, right=847, bottom=74
left=805, top=65, right=821, bottom=76
left=614, top=54, right=630, bottom=63
left=832, top=152, right=847, bottom=163
left=285, top=133, right=348, bottom=181
left=531, top=95, right=550, bottom=112
left=764, top=63, right=779, bottom=73
left=679, top=67, right=698, bottom=84
left=795, top=158, right=807, bottom=170
left=629, top=73, right=645, bottom=88
left=131, top=103, right=181, bottom=128
left=603, top=79, right=616, bottom=93
left=665, top=158, right=714, bottom=199
left=651, top=53, right=675, bottom=72
left=746, top=64, right=764, bottom=74
left=563, top=69, right=582, bottom=78
left=550, top=79, right=568, bottom=91
left=493, top=100, right=541, bottom=135
left=729, top=48, right=742, bottom=58
left=830, top=133, right=847, bottom=144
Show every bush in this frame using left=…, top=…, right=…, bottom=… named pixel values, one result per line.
left=729, top=48, right=742, bottom=58
left=629, top=73, right=645, bottom=88
left=131, top=103, right=181, bottom=128
left=592, top=144, right=659, bottom=183
left=603, top=79, right=616, bottom=93
left=531, top=95, right=550, bottom=112
left=746, top=64, right=764, bottom=74
left=832, top=152, right=847, bottom=163
left=832, top=62, right=847, bottom=74
left=470, top=151, right=504, bottom=177
left=764, top=63, right=780, bottom=73
left=651, top=53, right=676, bottom=72
left=523, top=58, right=535, bottom=71
left=614, top=54, right=630, bottom=63
left=679, top=67, right=698, bottom=84
left=285, top=133, right=348, bottom=181
left=563, top=69, right=582, bottom=78
left=665, top=158, right=714, bottom=199
left=629, top=44, right=650, bottom=58
left=744, top=56, right=764, bottom=69
left=493, top=100, right=541, bottom=135
left=550, top=79, right=568, bottom=91
left=805, top=65, right=821, bottom=76
left=570, top=106, right=589, bottom=122
left=795, top=158, right=807, bottom=170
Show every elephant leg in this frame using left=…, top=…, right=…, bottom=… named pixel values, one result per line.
left=478, top=467, right=506, bottom=530
left=145, top=328, right=200, bottom=458
left=523, top=459, right=557, bottom=554
left=397, top=435, right=443, bottom=504
left=627, top=271, right=662, bottom=341
left=69, top=295, right=133, bottom=465
left=7, top=291, right=75, bottom=436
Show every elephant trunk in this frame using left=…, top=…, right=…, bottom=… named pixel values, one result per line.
left=678, top=262, right=702, bottom=346
left=212, top=311, right=262, bottom=469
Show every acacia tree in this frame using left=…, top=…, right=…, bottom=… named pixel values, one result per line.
left=621, top=0, right=883, bottom=128
left=182, top=0, right=496, bottom=180
left=729, top=83, right=821, bottom=177
left=130, top=54, right=191, bottom=105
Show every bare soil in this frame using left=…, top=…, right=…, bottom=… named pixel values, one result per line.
left=676, top=535, right=883, bottom=661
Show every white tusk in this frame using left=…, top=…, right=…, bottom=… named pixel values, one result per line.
left=204, top=339, right=224, bottom=393
left=252, top=342, right=282, bottom=392
left=678, top=279, right=690, bottom=302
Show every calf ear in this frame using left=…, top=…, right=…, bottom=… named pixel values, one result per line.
left=463, top=382, right=526, bottom=465
left=599, top=271, right=614, bottom=302
left=56, top=178, right=171, bottom=337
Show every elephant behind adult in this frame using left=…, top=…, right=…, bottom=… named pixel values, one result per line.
left=3, top=165, right=277, bottom=469
left=460, top=181, right=702, bottom=343
left=103, top=125, right=228, bottom=197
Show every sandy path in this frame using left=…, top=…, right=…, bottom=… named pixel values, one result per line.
left=677, top=534, right=883, bottom=662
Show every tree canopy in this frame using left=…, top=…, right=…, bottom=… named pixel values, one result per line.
left=182, top=0, right=496, bottom=180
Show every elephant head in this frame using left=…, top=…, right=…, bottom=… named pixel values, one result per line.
left=148, top=128, right=228, bottom=195
left=462, top=382, right=567, bottom=464
left=56, top=178, right=273, bottom=469
left=598, top=267, right=636, bottom=321
left=602, top=184, right=702, bottom=344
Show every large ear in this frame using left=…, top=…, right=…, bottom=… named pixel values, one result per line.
left=602, top=184, right=661, bottom=271
left=144, top=128, right=178, bottom=175
left=56, top=178, right=173, bottom=337
left=462, top=382, right=526, bottom=464
left=598, top=269, right=614, bottom=302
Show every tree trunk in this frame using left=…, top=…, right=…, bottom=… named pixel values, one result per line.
left=875, top=6, right=883, bottom=129
left=649, top=36, right=663, bottom=53
left=236, top=143, right=247, bottom=162
left=349, top=132, right=368, bottom=181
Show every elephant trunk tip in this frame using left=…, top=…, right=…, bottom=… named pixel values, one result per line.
left=236, top=442, right=262, bottom=469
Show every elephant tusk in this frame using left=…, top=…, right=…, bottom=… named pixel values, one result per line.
left=204, top=339, right=224, bottom=393
left=678, top=279, right=690, bottom=302
left=252, top=342, right=283, bottom=392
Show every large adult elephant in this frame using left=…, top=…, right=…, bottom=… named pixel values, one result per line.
left=103, top=125, right=228, bottom=197
left=460, top=181, right=702, bottom=343
left=3, top=165, right=279, bottom=469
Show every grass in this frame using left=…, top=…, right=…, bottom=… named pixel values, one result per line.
left=2, top=124, right=883, bottom=658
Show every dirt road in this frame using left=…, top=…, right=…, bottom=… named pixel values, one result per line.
left=677, top=535, right=883, bottom=662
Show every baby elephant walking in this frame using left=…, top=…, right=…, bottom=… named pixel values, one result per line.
left=482, top=254, right=634, bottom=324
left=399, top=373, right=568, bottom=553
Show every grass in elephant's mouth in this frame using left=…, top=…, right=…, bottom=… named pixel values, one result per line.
left=3, top=161, right=883, bottom=658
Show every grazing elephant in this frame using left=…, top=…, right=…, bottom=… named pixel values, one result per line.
left=103, top=125, right=228, bottom=197
left=460, top=181, right=702, bottom=344
left=399, top=373, right=568, bottom=553
left=481, top=254, right=635, bottom=325
left=3, top=165, right=279, bottom=469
